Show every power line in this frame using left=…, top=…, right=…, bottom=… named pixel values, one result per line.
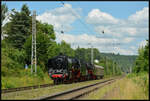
left=60, top=1, right=94, bottom=35
left=60, top=1, right=96, bottom=64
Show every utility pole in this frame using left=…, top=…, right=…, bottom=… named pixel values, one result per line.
left=61, top=25, right=64, bottom=54
left=112, top=61, right=114, bottom=75
left=31, top=10, right=37, bottom=74
left=130, top=66, right=132, bottom=73
left=105, top=56, right=107, bottom=75
left=88, top=43, right=94, bottom=65
left=91, top=44, right=93, bottom=65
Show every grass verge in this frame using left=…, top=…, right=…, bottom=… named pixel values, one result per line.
left=81, top=73, right=149, bottom=100
left=1, top=76, right=116, bottom=100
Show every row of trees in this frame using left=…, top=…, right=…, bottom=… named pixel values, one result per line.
left=100, top=53, right=137, bottom=73
left=2, top=3, right=122, bottom=76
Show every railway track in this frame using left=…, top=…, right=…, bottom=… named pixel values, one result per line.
left=1, top=83, right=54, bottom=94
left=1, top=75, right=102, bottom=94
left=35, top=76, right=124, bottom=100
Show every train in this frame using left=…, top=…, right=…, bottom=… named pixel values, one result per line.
left=47, top=53, right=104, bottom=84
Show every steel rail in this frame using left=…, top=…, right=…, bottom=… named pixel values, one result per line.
left=35, top=76, right=124, bottom=100
left=1, top=76, right=101, bottom=94
left=1, top=83, right=54, bottom=94
left=1, top=77, right=101, bottom=93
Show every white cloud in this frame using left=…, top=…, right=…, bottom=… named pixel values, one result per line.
left=94, top=26, right=123, bottom=38
left=85, top=6, right=148, bottom=55
left=37, top=3, right=81, bottom=33
left=56, top=32, right=125, bottom=52
left=86, top=9, right=119, bottom=25
left=125, top=28, right=137, bottom=36
left=122, top=37, right=135, bottom=43
left=55, top=29, right=142, bottom=55
left=130, top=46, right=136, bottom=50
left=87, top=7, right=148, bottom=39
left=37, top=4, right=148, bottom=55
left=128, top=7, right=149, bottom=27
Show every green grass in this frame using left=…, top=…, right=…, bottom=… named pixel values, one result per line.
left=127, top=72, right=149, bottom=97
left=1, top=68, right=53, bottom=89
left=81, top=73, right=149, bottom=100
left=1, top=77, right=116, bottom=100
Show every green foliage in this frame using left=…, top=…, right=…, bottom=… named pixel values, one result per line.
left=5, top=4, right=31, bottom=49
left=60, top=40, right=75, bottom=57
left=47, top=41, right=60, bottom=58
left=36, top=32, right=50, bottom=66
left=133, top=40, right=149, bottom=73
left=36, top=66, right=45, bottom=79
left=75, top=47, right=101, bottom=63
left=1, top=4, right=54, bottom=89
left=24, top=32, right=51, bottom=71
left=101, top=56, right=122, bottom=76
left=8, top=49, right=26, bottom=65
left=2, top=3, right=8, bottom=40
left=37, top=21, right=55, bottom=40
left=101, top=53, right=137, bottom=73
left=1, top=69, right=52, bottom=89
left=1, top=45, right=24, bottom=74
left=1, top=3, right=8, bottom=24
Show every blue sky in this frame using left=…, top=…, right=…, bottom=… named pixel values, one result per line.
left=3, top=1, right=148, bottom=18
left=2, top=1, right=149, bottom=55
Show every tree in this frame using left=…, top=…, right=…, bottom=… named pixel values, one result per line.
left=74, top=47, right=101, bottom=63
left=60, top=40, right=75, bottom=57
left=24, top=32, right=52, bottom=71
left=133, top=40, right=149, bottom=73
left=1, top=3, right=8, bottom=40
left=1, top=3, right=8, bottom=24
left=37, top=21, right=55, bottom=40
left=47, top=41, right=60, bottom=59
left=24, top=21, right=56, bottom=71
left=5, top=4, right=31, bottom=49
left=143, top=40, right=149, bottom=72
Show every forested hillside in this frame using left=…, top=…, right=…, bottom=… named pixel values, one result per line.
left=100, top=53, right=137, bottom=73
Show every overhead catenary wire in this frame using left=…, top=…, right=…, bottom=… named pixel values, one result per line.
left=60, top=1, right=96, bottom=64
left=60, top=1, right=94, bottom=35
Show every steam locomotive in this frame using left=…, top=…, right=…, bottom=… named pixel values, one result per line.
left=47, top=53, right=104, bottom=84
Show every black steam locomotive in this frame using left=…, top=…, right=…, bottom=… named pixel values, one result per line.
left=47, top=53, right=104, bottom=84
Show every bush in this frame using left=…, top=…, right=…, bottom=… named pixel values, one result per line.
left=8, top=48, right=26, bottom=65
left=37, top=66, right=45, bottom=79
